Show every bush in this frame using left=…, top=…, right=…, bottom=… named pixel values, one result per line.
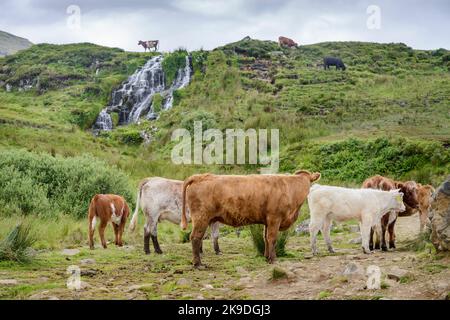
left=249, top=224, right=290, bottom=257
left=162, top=49, right=189, bottom=86
left=0, top=149, right=133, bottom=218
left=0, top=223, right=36, bottom=263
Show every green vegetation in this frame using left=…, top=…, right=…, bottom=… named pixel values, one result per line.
left=0, top=223, right=35, bottom=263
left=162, top=48, right=188, bottom=86
left=249, top=225, right=290, bottom=257
left=0, top=149, right=133, bottom=218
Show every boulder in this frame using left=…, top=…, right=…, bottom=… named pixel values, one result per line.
left=348, top=236, right=362, bottom=244
left=387, top=266, right=410, bottom=281
left=80, top=259, right=96, bottom=265
left=0, top=279, right=18, bottom=286
left=342, top=262, right=365, bottom=280
left=430, top=176, right=450, bottom=251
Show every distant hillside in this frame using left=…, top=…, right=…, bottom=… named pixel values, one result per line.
left=0, top=38, right=449, bottom=186
left=0, top=30, right=33, bottom=57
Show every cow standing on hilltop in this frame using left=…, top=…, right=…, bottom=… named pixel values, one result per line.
left=278, top=36, right=298, bottom=48
left=138, top=40, right=159, bottom=52
left=88, top=194, right=130, bottom=249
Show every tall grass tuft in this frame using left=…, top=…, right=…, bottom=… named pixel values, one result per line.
left=404, top=229, right=433, bottom=252
left=0, top=223, right=36, bottom=263
left=249, top=224, right=290, bottom=257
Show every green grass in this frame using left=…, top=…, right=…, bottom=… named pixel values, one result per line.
left=0, top=223, right=35, bottom=263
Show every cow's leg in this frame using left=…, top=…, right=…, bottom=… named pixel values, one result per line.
left=117, top=222, right=125, bottom=247
left=309, top=218, right=322, bottom=255
left=369, top=226, right=374, bottom=251
left=419, top=208, right=430, bottom=233
left=266, top=220, right=281, bottom=264
left=380, top=215, right=388, bottom=251
left=322, top=217, right=335, bottom=253
left=387, top=218, right=397, bottom=249
left=99, top=220, right=108, bottom=249
left=143, top=215, right=153, bottom=254
left=88, top=215, right=96, bottom=250
left=190, top=220, right=208, bottom=267
left=210, top=222, right=221, bottom=255
left=263, top=225, right=269, bottom=258
left=360, top=218, right=372, bottom=254
left=112, top=223, right=119, bottom=245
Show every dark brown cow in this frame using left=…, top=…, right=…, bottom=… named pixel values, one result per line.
left=362, top=175, right=419, bottom=251
left=88, top=194, right=130, bottom=249
left=181, top=171, right=321, bottom=267
left=278, top=36, right=298, bottom=48
left=398, top=183, right=435, bottom=232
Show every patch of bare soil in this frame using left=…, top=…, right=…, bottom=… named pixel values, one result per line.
left=244, top=214, right=450, bottom=300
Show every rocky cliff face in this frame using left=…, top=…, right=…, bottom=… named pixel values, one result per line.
left=0, top=30, right=33, bottom=57
left=430, top=176, right=450, bottom=251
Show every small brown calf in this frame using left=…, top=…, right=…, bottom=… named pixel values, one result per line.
left=88, top=194, right=130, bottom=249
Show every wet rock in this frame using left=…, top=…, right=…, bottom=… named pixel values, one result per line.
left=61, top=249, right=80, bottom=256
left=430, top=176, right=450, bottom=251
left=80, top=259, right=96, bottom=265
left=203, top=284, right=214, bottom=289
left=0, top=279, right=18, bottom=286
left=387, top=267, right=410, bottom=281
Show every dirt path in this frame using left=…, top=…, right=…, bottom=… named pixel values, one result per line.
left=243, top=214, right=450, bottom=300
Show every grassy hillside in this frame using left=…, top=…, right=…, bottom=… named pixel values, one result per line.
left=0, top=31, right=32, bottom=57
left=0, top=38, right=449, bottom=219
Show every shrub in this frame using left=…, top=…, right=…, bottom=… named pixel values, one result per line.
left=249, top=224, right=290, bottom=257
left=0, top=149, right=133, bottom=218
left=162, top=49, right=189, bottom=86
left=0, top=223, right=36, bottom=263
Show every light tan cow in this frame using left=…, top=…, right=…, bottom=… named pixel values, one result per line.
left=398, top=183, right=435, bottom=232
left=88, top=194, right=130, bottom=249
left=129, top=177, right=221, bottom=255
left=181, top=171, right=321, bottom=267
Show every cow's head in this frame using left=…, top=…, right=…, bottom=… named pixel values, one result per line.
left=396, top=181, right=419, bottom=209
left=389, top=189, right=406, bottom=212
left=138, top=40, right=143, bottom=45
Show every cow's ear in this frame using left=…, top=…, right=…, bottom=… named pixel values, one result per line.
left=396, top=182, right=404, bottom=189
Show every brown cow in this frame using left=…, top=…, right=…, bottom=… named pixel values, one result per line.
left=88, top=194, right=130, bottom=249
left=362, top=175, right=419, bottom=251
left=398, top=183, right=435, bottom=232
left=278, top=36, right=298, bottom=48
left=181, top=171, right=321, bottom=267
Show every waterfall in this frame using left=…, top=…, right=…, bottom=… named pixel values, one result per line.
left=93, top=108, right=113, bottom=131
left=93, top=54, right=192, bottom=132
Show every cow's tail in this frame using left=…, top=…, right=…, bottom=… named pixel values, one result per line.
left=181, top=175, right=198, bottom=230
left=129, top=179, right=149, bottom=232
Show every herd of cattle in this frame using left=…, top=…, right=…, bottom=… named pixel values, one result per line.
left=87, top=171, right=434, bottom=267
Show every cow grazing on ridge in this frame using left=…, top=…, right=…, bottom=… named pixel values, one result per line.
left=323, top=57, right=346, bottom=70
left=278, top=36, right=298, bottom=48
left=88, top=194, right=130, bottom=249
left=362, top=175, right=419, bottom=251
left=307, top=185, right=405, bottom=255
left=138, top=40, right=159, bottom=52
left=181, top=170, right=321, bottom=267
left=129, top=177, right=221, bottom=255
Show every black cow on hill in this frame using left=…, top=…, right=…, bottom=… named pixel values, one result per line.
left=323, top=57, right=346, bottom=70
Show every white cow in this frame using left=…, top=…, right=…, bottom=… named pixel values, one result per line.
left=129, top=177, right=221, bottom=255
left=307, top=184, right=405, bottom=254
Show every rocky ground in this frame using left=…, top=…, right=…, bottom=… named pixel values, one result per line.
left=0, top=214, right=448, bottom=300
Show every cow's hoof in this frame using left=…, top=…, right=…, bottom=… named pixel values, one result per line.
left=381, top=246, right=388, bottom=252
left=194, top=264, right=207, bottom=270
left=215, top=251, right=222, bottom=255
left=155, top=250, right=163, bottom=254
left=144, top=251, right=151, bottom=255
left=369, top=246, right=374, bottom=251
left=328, top=248, right=336, bottom=254
left=389, top=243, right=396, bottom=249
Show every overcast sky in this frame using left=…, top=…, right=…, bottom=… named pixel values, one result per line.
left=1, top=0, right=449, bottom=51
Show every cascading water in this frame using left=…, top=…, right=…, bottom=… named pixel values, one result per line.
left=92, top=108, right=113, bottom=131
left=93, top=55, right=192, bottom=132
